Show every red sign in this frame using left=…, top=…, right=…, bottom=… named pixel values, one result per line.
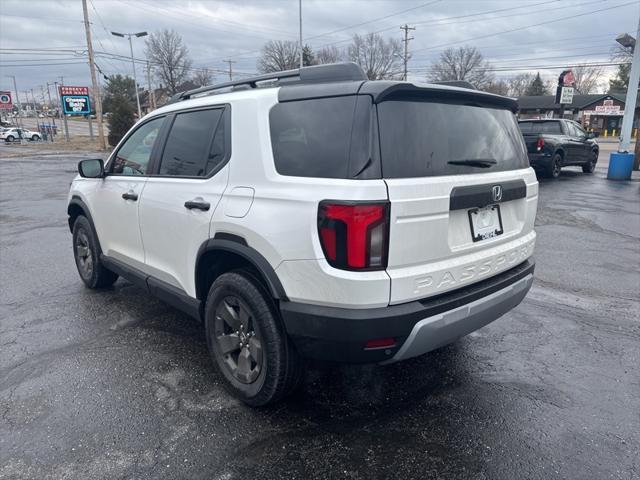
left=560, top=70, right=575, bottom=87
left=0, top=91, right=12, bottom=110
left=59, top=86, right=89, bottom=96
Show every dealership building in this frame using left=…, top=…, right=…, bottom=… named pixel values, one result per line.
left=517, top=92, right=639, bottom=136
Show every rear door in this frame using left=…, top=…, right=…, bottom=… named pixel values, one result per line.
left=377, top=98, right=538, bottom=304
left=138, top=105, right=230, bottom=297
left=564, top=121, right=585, bottom=163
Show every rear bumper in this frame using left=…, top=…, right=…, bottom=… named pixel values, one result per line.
left=527, top=152, right=552, bottom=168
left=280, top=259, right=534, bottom=363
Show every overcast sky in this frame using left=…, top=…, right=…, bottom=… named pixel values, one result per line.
left=0, top=0, right=637, bottom=101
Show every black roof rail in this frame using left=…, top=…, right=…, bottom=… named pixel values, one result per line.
left=168, top=62, right=367, bottom=104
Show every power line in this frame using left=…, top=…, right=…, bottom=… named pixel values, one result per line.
left=411, top=1, right=637, bottom=54
left=305, top=0, right=441, bottom=42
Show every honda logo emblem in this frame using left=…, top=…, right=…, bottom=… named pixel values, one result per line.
left=492, top=185, right=503, bottom=202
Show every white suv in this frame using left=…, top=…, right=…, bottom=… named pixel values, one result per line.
left=68, top=63, right=537, bottom=406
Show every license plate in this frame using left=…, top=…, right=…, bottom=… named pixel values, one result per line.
left=468, top=204, right=503, bottom=242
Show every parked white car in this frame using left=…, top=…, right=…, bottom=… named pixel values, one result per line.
left=0, top=127, right=41, bottom=142
left=67, top=63, right=538, bottom=406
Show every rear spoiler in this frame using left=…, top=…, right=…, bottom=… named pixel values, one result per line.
left=359, top=81, right=519, bottom=113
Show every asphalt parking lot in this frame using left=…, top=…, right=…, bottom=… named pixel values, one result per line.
left=1, top=151, right=638, bottom=480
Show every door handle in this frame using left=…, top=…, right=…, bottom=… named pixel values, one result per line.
left=122, top=192, right=138, bottom=201
left=184, top=199, right=210, bottom=211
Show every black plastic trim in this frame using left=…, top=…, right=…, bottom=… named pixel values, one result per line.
left=100, top=255, right=201, bottom=321
left=449, top=179, right=527, bottom=211
left=195, top=236, right=287, bottom=301
left=280, top=259, right=534, bottom=363
left=359, top=81, right=519, bottom=112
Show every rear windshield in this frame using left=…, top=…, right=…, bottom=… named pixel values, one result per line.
left=518, top=121, right=563, bottom=135
left=377, top=100, right=528, bottom=178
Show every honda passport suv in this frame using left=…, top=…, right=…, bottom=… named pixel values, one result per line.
left=68, top=63, right=537, bottom=406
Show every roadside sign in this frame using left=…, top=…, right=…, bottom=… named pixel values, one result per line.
left=559, top=70, right=575, bottom=87
left=0, top=91, right=13, bottom=110
left=59, top=86, right=91, bottom=115
left=59, top=86, right=89, bottom=96
left=559, top=87, right=574, bottom=104
left=62, top=95, right=91, bottom=115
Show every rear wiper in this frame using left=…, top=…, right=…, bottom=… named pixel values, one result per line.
left=447, top=159, right=497, bottom=168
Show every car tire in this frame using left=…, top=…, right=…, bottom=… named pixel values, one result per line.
left=545, top=153, right=562, bottom=179
left=31, top=135, right=39, bottom=141
left=205, top=271, right=303, bottom=407
left=582, top=151, right=598, bottom=173
left=72, top=215, right=118, bottom=288
left=5, top=135, right=14, bottom=142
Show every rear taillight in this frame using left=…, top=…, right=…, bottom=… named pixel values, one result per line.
left=536, top=137, right=545, bottom=151
left=318, top=201, right=389, bottom=271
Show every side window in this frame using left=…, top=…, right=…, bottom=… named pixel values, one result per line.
left=565, top=122, right=578, bottom=137
left=572, top=122, right=586, bottom=137
left=111, top=117, right=164, bottom=175
left=158, top=108, right=227, bottom=177
left=269, top=96, right=359, bottom=178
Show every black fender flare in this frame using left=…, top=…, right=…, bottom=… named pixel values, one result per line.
left=67, top=196, right=104, bottom=254
left=195, top=233, right=288, bottom=301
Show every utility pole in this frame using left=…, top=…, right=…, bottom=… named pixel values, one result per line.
left=82, top=0, right=106, bottom=150
left=299, top=0, right=303, bottom=69
left=400, top=24, right=415, bottom=81
left=59, top=77, right=70, bottom=142
left=223, top=59, right=236, bottom=81
left=45, top=82, right=57, bottom=140
left=6, top=75, right=23, bottom=128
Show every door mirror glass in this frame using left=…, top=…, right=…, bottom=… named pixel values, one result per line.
left=78, top=159, right=104, bottom=178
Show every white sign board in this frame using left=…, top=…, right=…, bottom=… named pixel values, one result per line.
left=559, top=87, right=574, bottom=104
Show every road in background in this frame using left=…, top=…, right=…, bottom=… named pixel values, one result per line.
left=0, top=155, right=638, bottom=479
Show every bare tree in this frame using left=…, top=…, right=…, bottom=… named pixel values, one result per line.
left=193, top=68, right=214, bottom=87
left=146, top=29, right=192, bottom=95
left=483, top=79, right=509, bottom=96
left=316, top=46, right=343, bottom=65
left=347, top=33, right=401, bottom=80
left=507, top=73, right=535, bottom=97
left=428, top=46, right=493, bottom=90
left=572, top=64, right=604, bottom=94
left=257, top=40, right=299, bottom=73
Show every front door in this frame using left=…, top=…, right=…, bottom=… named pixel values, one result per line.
left=138, top=106, right=230, bottom=297
left=91, top=116, right=165, bottom=269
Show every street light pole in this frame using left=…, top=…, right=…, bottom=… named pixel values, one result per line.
left=112, top=31, right=147, bottom=119
left=299, top=0, right=303, bottom=69
left=128, top=35, right=142, bottom=118
left=617, top=19, right=640, bottom=153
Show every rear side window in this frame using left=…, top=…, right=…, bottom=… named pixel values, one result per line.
left=378, top=101, right=528, bottom=178
left=270, top=96, right=375, bottom=179
left=518, top=121, right=563, bottom=135
left=158, top=107, right=227, bottom=177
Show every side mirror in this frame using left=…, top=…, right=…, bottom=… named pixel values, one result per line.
left=587, top=132, right=596, bottom=139
left=78, top=158, right=104, bottom=178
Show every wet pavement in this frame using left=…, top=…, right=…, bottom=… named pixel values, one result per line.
left=1, top=152, right=638, bottom=480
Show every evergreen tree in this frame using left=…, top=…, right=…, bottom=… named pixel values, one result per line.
left=302, top=44, right=315, bottom=66
left=608, top=64, right=630, bottom=93
left=525, top=72, right=547, bottom=96
left=107, top=95, right=135, bottom=147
